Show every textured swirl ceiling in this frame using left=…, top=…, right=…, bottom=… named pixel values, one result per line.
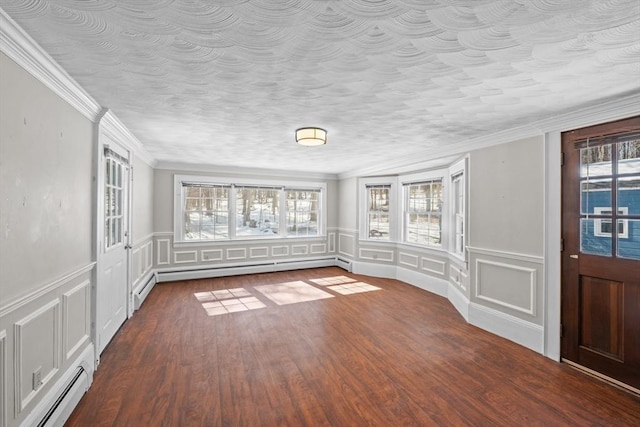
left=2, top=0, right=639, bottom=174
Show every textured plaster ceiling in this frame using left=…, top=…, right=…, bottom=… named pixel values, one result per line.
left=2, top=0, right=639, bottom=175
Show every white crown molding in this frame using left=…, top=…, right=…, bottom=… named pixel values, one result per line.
left=155, top=161, right=339, bottom=181
left=1, top=8, right=157, bottom=167
left=340, top=92, right=640, bottom=179
left=99, top=109, right=157, bottom=167
left=0, top=7, right=101, bottom=121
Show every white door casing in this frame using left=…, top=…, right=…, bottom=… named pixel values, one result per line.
left=96, top=135, right=130, bottom=356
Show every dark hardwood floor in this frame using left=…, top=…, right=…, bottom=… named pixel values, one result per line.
left=65, top=267, right=640, bottom=426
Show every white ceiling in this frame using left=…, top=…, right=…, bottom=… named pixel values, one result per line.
left=2, top=0, right=639, bottom=175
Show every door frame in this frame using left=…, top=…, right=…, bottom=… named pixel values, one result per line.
left=92, top=110, right=133, bottom=366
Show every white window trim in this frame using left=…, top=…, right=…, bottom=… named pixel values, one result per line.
left=173, top=174, right=327, bottom=244
left=400, top=168, right=448, bottom=249
left=359, top=176, right=399, bottom=242
left=448, top=157, right=467, bottom=262
left=594, top=206, right=629, bottom=238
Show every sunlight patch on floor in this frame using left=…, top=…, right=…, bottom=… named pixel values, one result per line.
left=328, top=282, right=381, bottom=295
left=255, top=280, right=334, bottom=305
left=194, top=288, right=266, bottom=316
left=310, top=275, right=357, bottom=286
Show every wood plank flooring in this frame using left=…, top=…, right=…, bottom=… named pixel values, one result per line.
left=65, top=267, right=640, bottom=426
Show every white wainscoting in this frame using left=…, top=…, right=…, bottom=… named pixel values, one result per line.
left=226, top=248, right=247, bottom=261
left=271, top=246, right=289, bottom=257
left=468, top=246, right=543, bottom=323
left=201, top=249, right=223, bottom=262
left=173, top=250, right=197, bottom=264
left=0, top=264, right=94, bottom=427
left=328, top=232, right=336, bottom=253
left=338, top=233, right=355, bottom=257
left=421, top=256, right=446, bottom=276
left=62, top=281, right=91, bottom=362
left=475, top=259, right=536, bottom=315
left=249, top=247, right=269, bottom=259
left=398, top=252, right=419, bottom=268
left=359, top=248, right=394, bottom=262
left=291, top=244, right=308, bottom=255
left=156, top=239, right=171, bottom=266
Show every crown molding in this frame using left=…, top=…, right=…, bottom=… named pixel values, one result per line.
left=1, top=7, right=157, bottom=166
left=340, top=92, right=640, bottom=179
left=0, top=7, right=101, bottom=121
left=155, top=161, right=339, bottom=181
left=99, top=109, right=157, bottom=167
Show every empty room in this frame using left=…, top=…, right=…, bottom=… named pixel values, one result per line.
left=0, top=1, right=639, bottom=426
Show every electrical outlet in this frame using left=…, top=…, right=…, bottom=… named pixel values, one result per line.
left=32, top=367, right=43, bottom=391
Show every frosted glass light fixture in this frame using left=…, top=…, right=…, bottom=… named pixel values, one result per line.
left=296, top=127, right=327, bottom=146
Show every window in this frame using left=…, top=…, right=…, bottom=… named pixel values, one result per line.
left=451, top=172, right=465, bottom=255
left=105, top=154, right=126, bottom=249
left=175, top=176, right=325, bottom=242
left=183, top=185, right=229, bottom=240
left=286, top=190, right=320, bottom=236
left=366, top=184, right=391, bottom=240
left=235, top=186, right=279, bottom=237
left=404, top=180, right=443, bottom=247
left=594, top=207, right=628, bottom=238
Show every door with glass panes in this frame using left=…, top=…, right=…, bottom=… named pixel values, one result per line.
left=97, top=144, right=130, bottom=355
left=561, top=116, right=640, bottom=391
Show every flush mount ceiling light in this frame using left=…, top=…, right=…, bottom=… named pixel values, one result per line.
left=295, top=127, right=327, bottom=146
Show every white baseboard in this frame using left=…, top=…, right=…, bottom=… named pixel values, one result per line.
left=468, top=302, right=544, bottom=354
left=396, top=266, right=448, bottom=298
left=156, top=257, right=337, bottom=283
left=20, top=344, right=94, bottom=427
left=447, top=283, right=469, bottom=321
left=351, top=261, right=397, bottom=279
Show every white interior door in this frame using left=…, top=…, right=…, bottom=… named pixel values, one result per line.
left=97, top=143, right=130, bottom=355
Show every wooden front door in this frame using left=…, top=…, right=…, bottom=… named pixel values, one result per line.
left=561, top=116, right=640, bottom=391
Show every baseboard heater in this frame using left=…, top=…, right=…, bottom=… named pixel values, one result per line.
left=336, top=257, right=352, bottom=272
left=36, top=367, right=88, bottom=427
left=134, top=272, right=157, bottom=310
left=156, top=257, right=338, bottom=283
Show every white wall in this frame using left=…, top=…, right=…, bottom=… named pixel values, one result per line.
left=0, top=52, right=93, bottom=303
left=0, top=52, right=95, bottom=427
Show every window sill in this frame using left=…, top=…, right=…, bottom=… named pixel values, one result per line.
left=173, top=234, right=328, bottom=248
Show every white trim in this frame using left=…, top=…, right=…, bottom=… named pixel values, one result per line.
left=291, top=244, right=309, bottom=255
left=328, top=232, right=336, bottom=253
left=17, top=344, right=94, bottom=427
left=351, top=261, right=397, bottom=279
left=544, top=131, right=562, bottom=361
left=0, top=11, right=156, bottom=167
left=396, top=266, right=448, bottom=298
left=174, top=250, right=197, bottom=264
left=468, top=303, right=544, bottom=354
left=271, top=246, right=290, bottom=257
left=156, top=161, right=338, bottom=181
left=0, top=8, right=100, bottom=121
left=338, top=233, right=356, bottom=257
left=359, top=248, right=394, bottom=262
left=475, top=259, right=537, bottom=316
left=467, top=246, right=544, bottom=264
left=62, top=280, right=91, bottom=362
left=420, top=256, right=446, bottom=276
left=201, top=249, right=223, bottom=262
left=156, top=239, right=171, bottom=265
left=14, top=299, right=61, bottom=413
left=226, top=248, right=247, bottom=260
left=0, top=263, right=95, bottom=318
left=249, top=247, right=269, bottom=259
left=398, top=252, right=419, bottom=268
left=339, top=93, right=640, bottom=179
left=447, top=282, right=469, bottom=321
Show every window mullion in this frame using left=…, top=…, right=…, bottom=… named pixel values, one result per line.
left=279, top=190, right=287, bottom=236
left=229, top=186, right=237, bottom=239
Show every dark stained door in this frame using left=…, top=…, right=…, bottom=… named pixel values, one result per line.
left=561, top=116, right=640, bottom=391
